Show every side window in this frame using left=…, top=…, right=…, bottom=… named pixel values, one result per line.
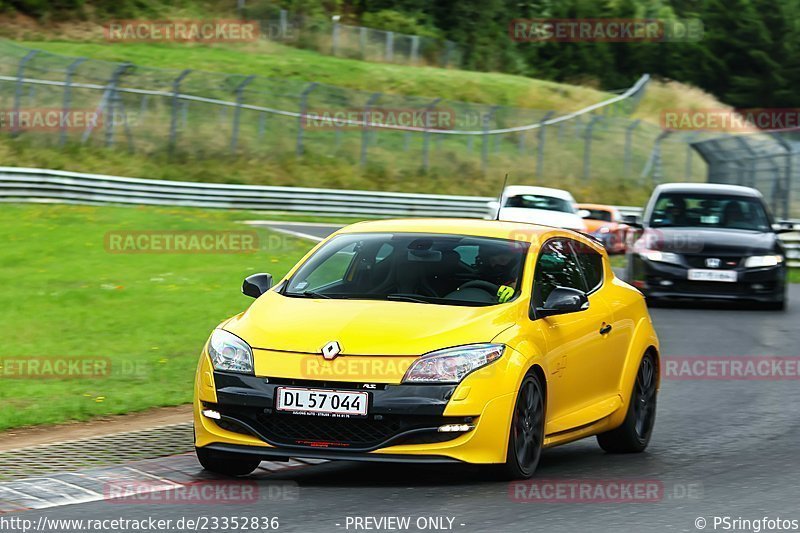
left=533, top=239, right=585, bottom=307
left=571, top=240, right=604, bottom=293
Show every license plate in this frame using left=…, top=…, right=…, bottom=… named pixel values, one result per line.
left=276, top=387, right=368, bottom=417
left=687, top=269, right=738, bottom=282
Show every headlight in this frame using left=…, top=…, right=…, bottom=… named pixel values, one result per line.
left=744, top=255, right=783, bottom=268
left=402, top=343, right=504, bottom=384
left=640, top=250, right=682, bottom=265
left=207, top=329, right=254, bottom=374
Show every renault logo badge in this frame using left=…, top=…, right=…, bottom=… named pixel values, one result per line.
left=321, top=341, right=342, bottom=360
left=705, top=258, right=721, bottom=268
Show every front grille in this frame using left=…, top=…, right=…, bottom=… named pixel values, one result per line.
left=683, top=255, right=742, bottom=269
left=207, top=403, right=467, bottom=450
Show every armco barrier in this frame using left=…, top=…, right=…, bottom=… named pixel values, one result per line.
left=0, top=166, right=796, bottom=266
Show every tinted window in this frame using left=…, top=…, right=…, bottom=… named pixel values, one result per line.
left=649, top=193, right=771, bottom=231
left=572, top=241, right=604, bottom=292
left=584, top=209, right=613, bottom=222
left=534, top=239, right=585, bottom=307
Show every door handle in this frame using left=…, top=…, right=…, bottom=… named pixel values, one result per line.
left=599, top=323, right=612, bottom=335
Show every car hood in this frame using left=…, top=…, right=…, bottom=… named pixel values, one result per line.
left=640, top=227, right=780, bottom=255
left=223, top=291, right=518, bottom=356
left=499, top=207, right=586, bottom=230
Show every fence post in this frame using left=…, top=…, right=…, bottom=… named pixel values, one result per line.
left=623, top=120, right=640, bottom=178
left=641, top=131, right=671, bottom=184
left=296, top=82, right=318, bottom=156
left=59, top=57, right=86, bottom=146
left=481, top=107, right=497, bottom=175
left=103, top=63, right=132, bottom=148
left=536, top=111, right=555, bottom=178
left=169, top=69, right=192, bottom=158
left=684, top=133, right=697, bottom=180
left=280, top=10, right=288, bottom=37
left=360, top=92, right=381, bottom=166
left=12, top=50, right=39, bottom=137
left=332, top=22, right=340, bottom=55
left=422, top=98, right=441, bottom=172
left=385, top=32, right=394, bottom=62
left=359, top=27, right=367, bottom=59
left=230, top=75, right=255, bottom=153
left=410, top=35, right=420, bottom=65
left=583, top=115, right=604, bottom=181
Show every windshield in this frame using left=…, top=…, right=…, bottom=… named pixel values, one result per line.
left=584, top=209, right=613, bottom=222
left=283, top=233, right=529, bottom=306
left=504, top=194, right=574, bottom=214
left=649, top=193, right=772, bottom=231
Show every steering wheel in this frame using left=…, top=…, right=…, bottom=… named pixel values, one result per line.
left=457, top=280, right=500, bottom=296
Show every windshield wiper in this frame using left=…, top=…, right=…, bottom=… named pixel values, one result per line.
left=300, top=290, right=332, bottom=299
left=386, top=294, right=432, bottom=304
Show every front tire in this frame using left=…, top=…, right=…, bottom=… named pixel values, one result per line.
left=196, top=446, right=262, bottom=477
left=597, top=351, right=657, bottom=453
left=496, top=372, right=545, bottom=479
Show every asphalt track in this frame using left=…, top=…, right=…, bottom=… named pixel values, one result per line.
left=6, top=221, right=800, bottom=533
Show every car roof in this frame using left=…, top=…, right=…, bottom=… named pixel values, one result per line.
left=335, top=218, right=597, bottom=248
left=653, top=182, right=763, bottom=198
left=502, top=185, right=576, bottom=201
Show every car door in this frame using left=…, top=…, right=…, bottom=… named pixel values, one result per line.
left=532, top=238, right=615, bottom=433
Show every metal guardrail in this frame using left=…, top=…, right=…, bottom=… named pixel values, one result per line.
left=0, top=166, right=796, bottom=266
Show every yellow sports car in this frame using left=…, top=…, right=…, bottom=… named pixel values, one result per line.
left=194, top=219, right=660, bottom=479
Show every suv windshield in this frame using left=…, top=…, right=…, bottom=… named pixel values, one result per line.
left=649, top=193, right=772, bottom=231
left=504, top=194, right=574, bottom=213
left=283, top=233, right=529, bottom=306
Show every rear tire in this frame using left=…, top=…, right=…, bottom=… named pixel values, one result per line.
left=494, top=371, right=545, bottom=480
left=196, top=446, right=262, bottom=477
left=597, top=351, right=657, bottom=453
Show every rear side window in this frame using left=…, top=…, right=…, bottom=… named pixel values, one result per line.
left=571, top=241, right=604, bottom=293
left=533, top=239, right=585, bottom=307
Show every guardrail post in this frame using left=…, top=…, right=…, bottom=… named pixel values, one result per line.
left=536, top=111, right=555, bottom=178
left=296, top=82, right=318, bottom=156
left=230, top=75, right=255, bottom=154
left=360, top=92, right=381, bottom=166
left=582, top=115, right=604, bottom=181
left=59, top=57, right=86, bottom=146
left=623, top=120, right=640, bottom=178
left=169, top=69, right=192, bottom=158
left=12, top=50, right=39, bottom=137
left=422, top=98, right=441, bottom=172
left=385, top=32, right=394, bottom=62
left=481, top=107, right=497, bottom=175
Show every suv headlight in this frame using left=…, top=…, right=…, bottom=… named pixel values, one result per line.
left=402, top=343, right=505, bottom=384
left=744, top=255, right=783, bottom=268
left=207, top=329, right=254, bottom=374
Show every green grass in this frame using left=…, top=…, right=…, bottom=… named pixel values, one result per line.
left=790, top=269, right=800, bottom=284
left=0, top=203, right=316, bottom=430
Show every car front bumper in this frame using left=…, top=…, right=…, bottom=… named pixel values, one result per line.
left=194, top=360, right=517, bottom=465
left=630, top=255, right=786, bottom=303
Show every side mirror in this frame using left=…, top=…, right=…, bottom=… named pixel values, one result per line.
left=535, top=287, right=589, bottom=318
left=623, top=214, right=643, bottom=228
left=242, top=273, right=273, bottom=298
left=577, top=209, right=592, bottom=219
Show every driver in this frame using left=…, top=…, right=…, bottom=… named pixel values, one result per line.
left=478, top=245, right=522, bottom=302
